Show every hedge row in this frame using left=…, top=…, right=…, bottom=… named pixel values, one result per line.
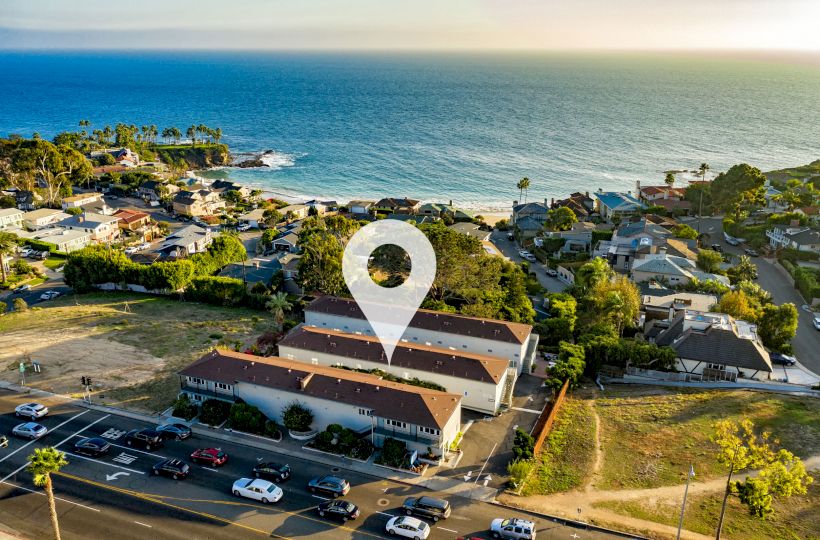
left=780, top=259, right=820, bottom=301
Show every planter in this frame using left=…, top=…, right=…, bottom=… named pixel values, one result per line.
left=288, top=429, right=318, bottom=441
left=417, top=456, right=443, bottom=466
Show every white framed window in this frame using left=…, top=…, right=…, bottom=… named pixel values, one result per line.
left=215, top=382, right=231, bottom=391
left=418, top=426, right=440, bottom=436
left=187, top=376, right=205, bottom=385
left=311, top=358, right=318, bottom=365
left=190, top=393, right=203, bottom=401
left=358, top=408, right=372, bottom=416
left=385, top=419, right=407, bottom=429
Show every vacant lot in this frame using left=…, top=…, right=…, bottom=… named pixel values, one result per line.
left=595, top=386, right=820, bottom=490
left=0, top=293, right=269, bottom=412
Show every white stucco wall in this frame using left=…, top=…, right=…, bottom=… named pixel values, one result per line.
left=677, top=358, right=771, bottom=381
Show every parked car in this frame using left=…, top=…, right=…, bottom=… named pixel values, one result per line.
left=73, top=437, right=111, bottom=457
left=237, top=223, right=251, bottom=232
left=744, top=248, right=760, bottom=257
left=123, top=428, right=164, bottom=450
left=523, top=254, right=537, bottom=263
left=139, top=242, right=151, bottom=250
left=19, top=247, right=33, bottom=257
left=385, top=516, right=430, bottom=539
left=402, top=496, right=451, bottom=521
left=307, top=475, right=350, bottom=498
left=13, top=284, right=31, bottom=293
left=317, top=500, right=360, bottom=522
left=544, top=268, right=558, bottom=277
left=39, top=290, right=60, bottom=301
left=490, top=518, right=537, bottom=539
left=33, top=251, right=49, bottom=260
left=710, top=244, right=723, bottom=253
left=152, top=458, right=189, bottom=480
left=12, top=422, right=48, bottom=440
left=232, top=478, right=283, bottom=504
left=769, top=352, right=797, bottom=366
left=155, top=423, right=192, bottom=440
left=252, top=462, right=291, bottom=482
left=124, top=247, right=139, bottom=255
left=190, top=447, right=228, bottom=467
left=518, top=250, right=530, bottom=257
left=15, top=402, right=48, bottom=419
left=507, top=233, right=514, bottom=241
left=814, top=315, right=820, bottom=331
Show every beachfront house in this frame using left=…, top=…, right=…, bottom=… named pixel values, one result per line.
left=178, top=350, right=463, bottom=456
left=594, top=190, right=646, bottom=221
left=636, top=181, right=691, bottom=214
left=172, top=189, right=226, bottom=217
left=279, top=204, right=310, bottom=221
left=137, top=180, right=180, bottom=202
left=211, top=180, right=252, bottom=199
left=0, top=208, right=23, bottom=231
left=511, top=200, right=548, bottom=225
left=347, top=200, right=374, bottom=216
left=549, top=192, right=595, bottom=220
left=372, top=198, right=421, bottom=215
left=157, top=224, right=212, bottom=258
left=448, top=222, right=491, bottom=242
left=59, top=212, right=121, bottom=243
left=766, top=225, right=820, bottom=254
left=304, top=295, right=538, bottom=376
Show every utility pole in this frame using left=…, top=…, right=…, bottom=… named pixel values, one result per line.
left=676, top=465, right=696, bottom=540
left=19, top=362, right=26, bottom=386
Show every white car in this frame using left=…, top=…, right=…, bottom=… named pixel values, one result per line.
left=385, top=516, right=430, bottom=539
left=15, top=402, right=49, bottom=419
left=523, top=254, right=537, bottom=263
left=545, top=268, right=558, bottom=277
left=124, top=247, right=139, bottom=254
left=237, top=223, right=251, bottom=232
left=814, top=315, right=820, bottom=331
left=39, top=290, right=60, bottom=301
left=518, top=250, right=530, bottom=257
left=490, top=517, right=537, bottom=539
left=13, top=284, right=31, bottom=293
left=231, top=478, right=283, bottom=504
left=12, top=422, right=48, bottom=440
left=139, top=242, right=151, bottom=250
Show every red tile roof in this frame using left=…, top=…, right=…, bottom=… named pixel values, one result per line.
left=113, top=208, right=150, bottom=224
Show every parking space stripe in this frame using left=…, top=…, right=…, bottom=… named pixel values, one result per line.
left=0, top=410, right=89, bottom=464
left=72, top=435, right=169, bottom=459
left=0, top=479, right=101, bottom=512
left=134, top=521, right=152, bottom=528
left=437, top=526, right=458, bottom=533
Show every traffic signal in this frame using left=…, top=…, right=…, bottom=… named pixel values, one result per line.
left=86, top=378, right=93, bottom=387
left=81, top=376, right=87, bottom=386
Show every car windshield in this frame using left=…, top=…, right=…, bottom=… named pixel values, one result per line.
left=216, top=451, right=226, bottom=458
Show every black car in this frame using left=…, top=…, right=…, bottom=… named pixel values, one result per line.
left=253, top=462, right=291, bottom=482
left=307, top=475, right=350, bottom=498
left=73, top=437, right=111, bottom=457
left=155, top=423, right=192, bottom=441
left=152, top=458, right=189, bottom=480
left=317, top=500, right=360, bottom=522
left=710, top=244, right=723, bottom=253
left=744, top=248, right=760, bottom=257
left=124, top=428, right=164, bottom=450
left=402, top=496, right=452, bottom=521
left=769, top=352, right=797, bottom=366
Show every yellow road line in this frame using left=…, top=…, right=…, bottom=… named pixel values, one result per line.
left=57, top=472, right=384, bottom=539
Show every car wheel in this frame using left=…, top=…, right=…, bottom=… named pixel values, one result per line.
left=309, top=487, right=316, bottom=493
left=332, top=492, right=339, bottom=498
left=433, top=516, right=440, bottom=522
left=261, top=497, right=269, bottom=504
left=15, top=411, right=20, bottom=417
left=254, top=472, right=261, bottom=478
left=233, top=490, right=240, bottom=496
left=145, top=444, right=152, bottom=451
left=492, top=532, right=501, bottom=539
left=173, top=474, right=178, bottom=480
left=318, top=510, right=325, bottom=517
left=414, top=536, right=421, bottom=540
left=388, top=529, right=396, bottom=536
left=153, top=469, right=159, bottom=476
left=406, top=509, right=413, bottom=516
left=126, top=440, right=132, bottom=446
left=342, top=516, right=348, bottom=522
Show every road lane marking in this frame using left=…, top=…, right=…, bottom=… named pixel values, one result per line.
left=134, top=521, right=152, bottom=528
left=311, top=494, right=330, bottom=500
left=474, top=442, right=498, bottom=484
left=0, top=410, right=89, bottom=464
left=0, top=479, right=101, bottom=512
left=437, top=526, right=458, bottom=533
left=113, top=452, right=139, bottom=464
left=375, top=510, right=394, bottom=517
left=63, top=451, right=145, bottom=475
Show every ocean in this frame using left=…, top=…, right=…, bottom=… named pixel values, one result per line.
left=1, top=51, right=819, bottom=212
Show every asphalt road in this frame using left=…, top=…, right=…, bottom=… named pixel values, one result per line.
left=696, top=216, right=820, bottom=375
left=2, top=265, right=70, bottom=312
left=0, top=391, right=628, bottom=540
left=490, top=230, right=567, bottom=294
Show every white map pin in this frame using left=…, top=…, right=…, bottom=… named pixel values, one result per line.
left=342, top=220, right=436, bottom=365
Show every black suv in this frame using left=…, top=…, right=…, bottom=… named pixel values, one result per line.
left=124, top=429, right=164, bottom=450
left=317, top=500, right=360, bottom=522
left=402, top=496, right=451, bottom=521
left=253, top=462, right=291, bottom=482
left=152, top=459, right=189, bottom=480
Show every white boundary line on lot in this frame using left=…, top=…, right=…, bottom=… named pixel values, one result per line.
left=0, top=410, right=89, bottom=465
left=0, top=479, right=101, bottom=512
left=71, top=434, right=169, bottom=459
left=62, top=451, right=145, bottom=475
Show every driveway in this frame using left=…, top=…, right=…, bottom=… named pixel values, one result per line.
left=490, top=230, right=568, bottom=293
left=700, top=216, right=820, bottom=376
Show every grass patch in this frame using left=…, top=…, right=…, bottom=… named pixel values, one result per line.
left=595, top=387, right=820, bottom=490
left=522, top=398, right=596, bottom=495
left=594, top=480, right=820, bottom=540
left=43, top=255, right=67, bottom=270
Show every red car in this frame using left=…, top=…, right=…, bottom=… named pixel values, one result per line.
left=190, top=448, right=228, bottom=467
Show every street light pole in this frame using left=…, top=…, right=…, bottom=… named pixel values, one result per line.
left=676, top=465, right=696, bottom=540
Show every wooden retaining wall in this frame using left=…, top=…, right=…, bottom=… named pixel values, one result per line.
left=532, top=379, right=570, bottom=455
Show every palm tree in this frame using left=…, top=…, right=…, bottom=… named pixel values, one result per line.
left=27, top=447, right=69, bottom=540
left=699, top=162, right=710, bottom=183
left=161, top=127, right=171, bottom=144
left=149, top=125, right=158, bottom=144
left=696, top=162, right=711, bottom=233
left=102, top=125, right=113, bottom=146
left=664, top=172, right=675, bottom=187
left=186, top=126, right=196, bottom=146
left=266, top=292, right=293, bottom=327
left=78, top=119, right=90, bottom=128
left=171, top=127, right=182, bottom=145
left=516, top=177, right=531, bottom=203
left=213, top=128, right=223, bottom=145
left=0, top=232, right=18, bottom=284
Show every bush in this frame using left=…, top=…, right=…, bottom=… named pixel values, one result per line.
left=199, top=399, right=231, bottom=426
left=13, top=259, right=33, bottom=275
left=171, top=394, right=199, bottom=420
left=378, top=437, right=407, bottom=468
left=0, top=302, right=7, bottom=316
left=507, top=459, right=533, bottom=489
left=186, top=276, right=247, bottom=306
left=282, top=402, right=313, bottom=432
left=12, top=298, right=28, bottom=311
left=228, top=403, right=273, bottom=435
left=512, top=428, right=535, bottom=461
left=25, top=239, right=59, bottom=254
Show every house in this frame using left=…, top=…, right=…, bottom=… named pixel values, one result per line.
left=418, top=202, right=450, bottom=218
left=639, top=283, right=718, bottom=323
left=0, top=208, right=23, bottom=231
left=113, top=209, right=151, bottom=237
left=305, top=296, right=538, bottom=376
left=22, top=209, right=70, bottom=231
left=172, top=190, right=226, bottom=217
left=219, top=258, right=280, bottom=285
left=279, top=204, right=310, bottom=220
left=511, top=200, right=548, bottom=225
left=763, top=184, right=786, bottom=211
left=305, top=200, right=337, bottom=214
left=550, top=192, right=595, bottom=220
left=34, top=229, right=92, bottom=253
left=137, top=180, right=179, bottom=202
left=92, top=164, right=128, bottom=177
left=594, top=190, right=646, bottom=221
left=386, top=214, right=434, bottom=225
left=448, top=222, right=491, bottom=242
left=61, top=192, right=104, bottom=210
left=90, top=147, right=140, bottom=166
left=595, top=217, right=678, bottom=271
left=544, top=221, right=596, bottom=254
left=650, top=311, right=772, bottom=381
left=210, top=180, right=252, bottom=198
left=372, top=198, right=421, bottom=215
left=796, top=206, right=819, bottom=224
left=157, top=224, right=212, bottom=258
left=271, top=232, right=299, bottom=253
left=279, top=325, right=511, bottom=414
left=58, top=212, right=121, bottom=243
left=239, top=208, right=267, bottom=229
left=277, top=252, right=302, bottom=281
left=15, top=190, right=38, bottom=211
left=514, top=216, right=544, bottom=240
left=178, top=350, right=463, bottom=456
left=348, top=200, right=374, bottom=216
left=636, top=181, right=691, bottom=214
left=766, top=225, right=820, bottom=254
left=631, top=253, right=730, bottom=287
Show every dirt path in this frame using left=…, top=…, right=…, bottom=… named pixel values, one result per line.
left=499, top=454, right=820, bottom=540
left=584, top=395, right=604, bottom=493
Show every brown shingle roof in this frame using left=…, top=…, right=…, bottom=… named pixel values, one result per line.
left=279, top=325, right=508, bottom=384
left=179, top=350, right=461, bottom=429
left=306, top=296, right=532, bottom=344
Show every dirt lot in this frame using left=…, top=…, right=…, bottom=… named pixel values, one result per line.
left=0, top=293, right=270, bottom=412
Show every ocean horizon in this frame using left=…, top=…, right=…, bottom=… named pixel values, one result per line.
left=1, top=50, right=819, bottom=212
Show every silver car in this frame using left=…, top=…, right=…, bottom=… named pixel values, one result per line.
left=12, top=422, right=48, bottom=440
left=15, top=402, right=49, bottom=419
left=491, top=518, right=537, bottom=540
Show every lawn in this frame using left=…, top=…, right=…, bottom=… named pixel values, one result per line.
left=43, top=255, right=67, bottom=270
left=595, top=387, right=820, bottom=490
left=522, top=398, right=597, bottom=495
left=595, top=481, right=820, bottom=540
left=0, top=292, right=271, bottom=412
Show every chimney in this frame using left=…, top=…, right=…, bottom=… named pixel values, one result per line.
left=544, top=198, right=548, bottom=208
left=449, top=199, right=452, bottom=206
left=585, top=191, right=589, bottom=197
left=513, top=200, right=518, bottom=206
left=551, top=198, right=555, bottom=206
left=636, top=180, right=641, bottom=194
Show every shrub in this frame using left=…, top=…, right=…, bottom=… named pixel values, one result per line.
left=282, top=402, right=313, bottom=432
left=25, top=239, right=59, bottom=254
left=0, top=302, right=6, bottom=316
left=313, top=430, right=335, bottom=451
left=507, top=459, right=533, bottom=488
left=13, top=259, right=33, bottom=275
left=199, top=399, right=231, bottom=426
left=186, top=276, right=247, bottom=306
left=512, top=428, right=535, bottom=461
left=378, top=437, right=407, bottom=468
left=171, top=394, right=199, bottom=420
left=12, top=298, right=28, bottom=311
left=228, top=403, right=268, bottom=434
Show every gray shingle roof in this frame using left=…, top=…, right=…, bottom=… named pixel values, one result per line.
left=672, top=327, right=772, bottom=372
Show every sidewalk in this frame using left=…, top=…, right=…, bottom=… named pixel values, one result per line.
left=606, top=375, right=820, bottom=396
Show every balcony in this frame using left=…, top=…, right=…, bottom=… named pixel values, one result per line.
left=373, top=426, right=441, bottom=446
left=180, top=382, right=235, bottom=402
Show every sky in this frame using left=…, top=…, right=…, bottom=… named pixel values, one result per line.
left=2, top=0, right=820, bottom=51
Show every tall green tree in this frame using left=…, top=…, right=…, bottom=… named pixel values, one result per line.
left=266, top=291, right=293, bottom=328
left=0, top=231, right=19, bottom=283
left=696, top=249, right=723, bottom=273
left=545, top=206, right=577, bottom=231
left=757, top=303, right=798, bottom=352
left=664, top=172, right=675, bottom=187
left=711, top=164, right=767, bottom=220
left=726, top=255, right=758, bottom=284
left=10, top=139, right=91, bottom=204
left=27, top=447, right=69, bottom=540
left=186, top=125, right=196, bottom=146
left=516, top=177, right=531, bottom=203
left=575, top=257, right=613, bottom=292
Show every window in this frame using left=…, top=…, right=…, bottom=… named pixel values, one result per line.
left=386, top=419, right=406, bottom=429
left=358, top=408, right=372, bottom=416
left=286, top=354, right=294, bottom=359
left=487, top=349, right=493, bottom=353
left=419, top=426, right=440, bottom=436
left=462, top=345, right=467, bottom=349
left=215, top=382, right=231, bottom=391
left=191, top=394, right=203, bottom=402
left=311, top=358, right=318, bottom=365
left=707, top=363, right=726, bottom=370
left=187, top=376, right=205, bottom=385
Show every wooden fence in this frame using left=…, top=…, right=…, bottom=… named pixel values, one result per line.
left=532, top=379, right=570, bottom=455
